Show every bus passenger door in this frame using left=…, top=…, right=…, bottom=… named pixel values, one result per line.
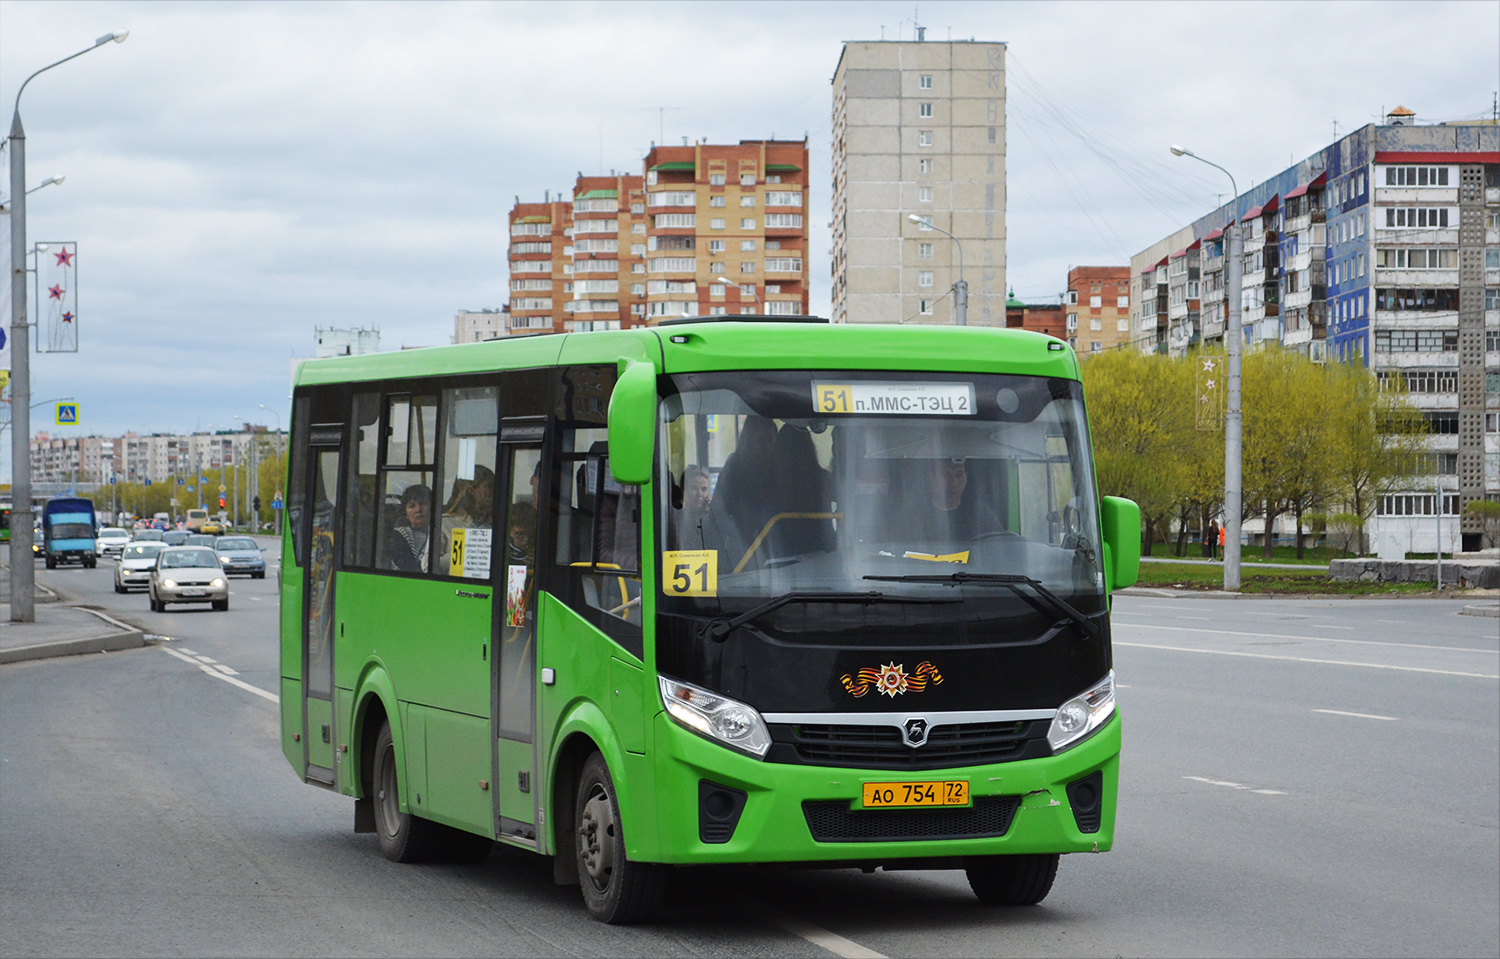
left=302, top=426, right=344, bottom=786
left=493, top=430, right=543, bottom=845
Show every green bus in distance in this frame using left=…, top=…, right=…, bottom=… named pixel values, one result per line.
left=279, top=318, right=1140, bottom=923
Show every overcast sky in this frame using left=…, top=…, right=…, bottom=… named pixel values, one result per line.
left=1, top=0, right=1494, bottom=468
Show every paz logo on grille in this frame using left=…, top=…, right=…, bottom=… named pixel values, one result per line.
left=840, top=661, right=943, bottom=698
left=902, top=717, right=930, bottom=747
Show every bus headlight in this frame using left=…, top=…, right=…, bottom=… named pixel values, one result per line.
left=659, top=675, right=771, bottom=759
left=1047, top=670, right=1116, bottom=753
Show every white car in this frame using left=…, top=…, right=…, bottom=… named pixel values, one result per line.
left=96, top=527, right=131, bottom=558
left=114, top=541, right=167, bottom=593
left=149, top=546, right=230, bottom=612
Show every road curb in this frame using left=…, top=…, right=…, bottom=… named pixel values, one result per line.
left=0, top=624, right=147, bottom=664
left=1458, top=604, right=1500, bottom=618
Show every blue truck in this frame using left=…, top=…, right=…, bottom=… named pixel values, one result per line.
left=42, top=497, right=98, bottom=569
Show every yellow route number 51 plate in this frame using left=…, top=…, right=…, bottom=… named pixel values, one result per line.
left=861, top=780, right=969, bottom=808
left=663, top=550, right=717, bottom=597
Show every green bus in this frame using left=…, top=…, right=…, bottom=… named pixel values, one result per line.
left=280, top=318, right=1139, bottom=923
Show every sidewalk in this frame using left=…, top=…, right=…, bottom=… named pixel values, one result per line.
left=0, top=559, right=148, bottom=665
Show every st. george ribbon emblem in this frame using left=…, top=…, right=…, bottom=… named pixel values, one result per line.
left=840, top=661, right=944, bottom=698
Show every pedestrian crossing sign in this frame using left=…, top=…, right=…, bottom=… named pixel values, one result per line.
left=55, top=402, right=79, bottom=426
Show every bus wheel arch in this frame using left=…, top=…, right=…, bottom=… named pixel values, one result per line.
left=549, top=731, right=602, bottom=887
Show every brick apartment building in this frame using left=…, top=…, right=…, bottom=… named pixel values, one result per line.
left=1065, top=266, right=1133, bottom=354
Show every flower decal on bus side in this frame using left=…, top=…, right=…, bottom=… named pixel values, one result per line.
left=840, top=661, right=944, bottom=698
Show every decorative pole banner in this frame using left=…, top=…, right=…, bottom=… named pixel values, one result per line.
left=1196, top=353, right=1223, bottom=431
left=37, top=241, right=78, bottom=353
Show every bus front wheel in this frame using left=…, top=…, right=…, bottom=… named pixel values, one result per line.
left=575, top=752, right=664, bottom=924
left=372, top=721, right=445, bottom=863
left=965, top=853, right=1059, bottom=906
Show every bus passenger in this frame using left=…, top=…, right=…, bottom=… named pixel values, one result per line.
left=383, top=484, right=432, bottom=573
left=708, top=415, right=778, bottom=551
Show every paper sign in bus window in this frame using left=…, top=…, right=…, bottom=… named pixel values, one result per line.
left=506, top=564, right=529, bottom=626
left=663, top=549, right=717, bottom=596
left=450, top=527, right=492, bottom=579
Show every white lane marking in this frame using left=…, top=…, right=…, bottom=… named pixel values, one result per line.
left=1178, top=616, right=1212, bottom=621
left=193, top=654, right=217, bottom=664
left=250, top=596, right=265, bottom=601
left=212, top=664, right=240, bottom=676
left=161, top=646, right=279, bottom=703
left=1112, top=620, right=1497, bottom=655
left=1184, top=775, right=1287, bottom=796
left=1317, top=625, right=1355, bottom=630
left=764, top=911, right=887, bottom=959
left=1243, top=611, right=1310, bottom=618
left=178, top=648, right=198, bottom=656
left=1313, top=708, right=1398, bottom=721
left=1114, top=640, right=1499, bottom=679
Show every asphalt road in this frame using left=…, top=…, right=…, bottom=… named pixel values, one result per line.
left=2, top=554, right=1496, bottom=958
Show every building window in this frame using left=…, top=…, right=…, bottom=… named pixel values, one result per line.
left=919, top=74, right=932, bottom=89
left=1376, top=248, right=1457, bottom=269
left=740, top=173, right=756, bottom=186
left=1384, top=165, right=1451, bottom=187
left=631, top=284, right=645, bottom=295
left=765, top=284, right=781, bottom=294
left=1090, top=295, right=1102, bottom=308
left=919, top=186, right=933, bottom=203
left=709, top=306, right=727, bottom=315
left=915, top=216, right=932, bottom=231
left=1384, top=208, right=1451, bottom=228
left=740, top=218, right=755, bottom=230
left=740, top=239, right=756, bottom=251
left=919, top=158, right=932, bottom=174
left=740, top=262, right=756, bottom=274
left=1065, top=313, right=1078, bottom=331
left=1373, top=329, right=1458, bottom=352
left=630, top=203, right=644, bottom=214
left=918, top=271, right=934, bottom=288
left=710, top=218, right=725, bottom=230
left=740, top=195, right=756, bottom=207
left=1066, top=290, right=1078, bottom=305
left=1118, top=317, right=1130, bottom=331
left=919, top=299, right=933, bottom=315
left=709, top=261, right=725, bottom=273
left=918, top=242, right=933, bottom=259
left=708, top=239, right=725, bottom=253
left=919, top=130, right=933, bottom=147
left=632, top=263, right=645, bottom=273
left=1116, top=295, right=1129, bottom=308
left=919, top=102, right=933, bottom=118
left=1487, top=329, right=1500, bottom=351
left=1090, top=317, right=1102, bottom=331
left=630, top=243, right=646, bottom=256
left=709, top=173, right=725, bottom=186
left=709, top=196, right=725, bottom=208
left=1488, top=249, right=1500, bottom=269
left=647, top=171, right=657, bottom=186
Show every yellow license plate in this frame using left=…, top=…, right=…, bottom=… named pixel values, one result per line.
left=861, top=780, right=969, bottom=808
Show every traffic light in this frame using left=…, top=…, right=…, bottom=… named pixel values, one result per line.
left=253, top=495, right=261, bottom=512
left=219, top=496, right=226, bottom=509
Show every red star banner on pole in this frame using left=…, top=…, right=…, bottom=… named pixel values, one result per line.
left=36, top=241, right=78, bottom=353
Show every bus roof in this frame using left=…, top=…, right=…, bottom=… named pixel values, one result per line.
left=292, top=322, right=1080, bottom=388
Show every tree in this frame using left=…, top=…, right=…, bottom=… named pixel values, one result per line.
left=1082, top=349, right=1191, bottom=554
left=1465, top=500, right=1500, bottom=549
left=1240, top=348, right=1340, bottom=558
left=1325, top=362, right=1425, bottom=554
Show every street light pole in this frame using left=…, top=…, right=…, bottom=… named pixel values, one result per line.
left=1172, top=145, right=1242, bottom=591
left=8, top=30, right=127, bottom=623
left=908, top=214, right=966, bottom=326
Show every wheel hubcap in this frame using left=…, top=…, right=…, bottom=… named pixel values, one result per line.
left=376, top=744, right=400, bottom=837
left=578, top=786, right=615, bottom=889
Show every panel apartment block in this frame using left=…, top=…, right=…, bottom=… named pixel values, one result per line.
left=569, top=173, right=647, bottom=331
left=642, top=140, right=810, bottom=321
left=831, top=38, right=1006, bottom=326
left=1129, top=114, right=1499, bottom=550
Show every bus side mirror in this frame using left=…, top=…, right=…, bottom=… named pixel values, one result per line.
left=1099, top=496, right=1140, bottom=591
left=608, top=360, right=656, bottom=486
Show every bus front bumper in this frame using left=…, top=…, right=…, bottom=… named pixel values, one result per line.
left=641, top=711, right=1119, bottom=865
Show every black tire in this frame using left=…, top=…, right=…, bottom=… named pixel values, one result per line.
left=575, top=751, right=665, bottom=924
left=212, top=599, right=229, bottom=612
left=45, top=557, right=56, bottom=569
left=965, top=854, right=1060, bottom=906
left=114, top=581, right=124, bottom=594
left=253, top=571, right=266, bottom=580
left=372, top=721, right=446, bottom=863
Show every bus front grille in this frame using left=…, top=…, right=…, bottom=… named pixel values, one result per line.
left=802, top=795, right=1021, bottom=842
left=768, top=720, right=1051, bottom=770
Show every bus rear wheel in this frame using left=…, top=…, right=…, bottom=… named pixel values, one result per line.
left=372, top=721, right=445, bottom=863
left=575, top=752, right=664, bottom=924
left=965, top=853, right=1060, bottom=906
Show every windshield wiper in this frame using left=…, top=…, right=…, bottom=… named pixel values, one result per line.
left=862, top=572, right=1101, bottom=639
left=700, top=590, right=960, bottom=643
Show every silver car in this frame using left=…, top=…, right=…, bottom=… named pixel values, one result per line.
left=213, top=536, right=266, bottom=578
left=114, top=541, right=167, bottom=593
left=149, top=546, right=230, bottom=612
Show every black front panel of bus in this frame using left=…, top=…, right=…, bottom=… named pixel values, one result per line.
left=654, top=609, right=1110, bottom=713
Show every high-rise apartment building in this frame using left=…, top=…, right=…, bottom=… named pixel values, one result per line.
left=568, top=173, right=647, bottom=330
left=1130, top=112, right=1498, bottom=550
left=507, top=197, right=572, bottom=335
left=831, top=35, right=1006, bottom=325
left=642, top=140, right=810, bottom=320
left=1066, top=266, right=1133, bottom=354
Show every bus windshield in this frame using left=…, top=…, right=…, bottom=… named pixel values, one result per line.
left=657, top=370, right=1105, bottom=643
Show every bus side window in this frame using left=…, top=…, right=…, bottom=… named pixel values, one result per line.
left=552, top=429, right=643, bottom=647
